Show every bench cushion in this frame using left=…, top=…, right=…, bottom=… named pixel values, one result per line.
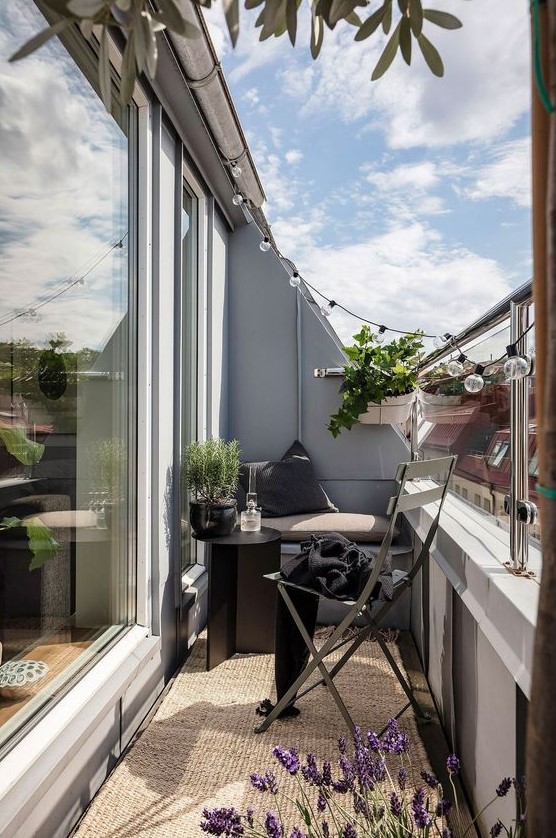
left=261, top=512, right=396, bottom=543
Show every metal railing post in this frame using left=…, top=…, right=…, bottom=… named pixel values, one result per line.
left=510, top=302, right=530, bottom=571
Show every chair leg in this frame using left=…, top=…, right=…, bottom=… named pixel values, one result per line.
left=255, top=586, right=356, bottom=734
left=367, top=621, right=430, bottom=721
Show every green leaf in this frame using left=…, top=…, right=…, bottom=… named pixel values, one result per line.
left=120, top=31, right=137, bottom=104
left=355, top=3, right=387, bottom=41
left=371, top=19, right=401, bottom=80
left=1, top=517, right=22, bottom=529
left=223, top=0, right=240, bottom=47
left=397, top=0, right=408, bottom=13
left=423, top=8, right=462, bottom=29
left=310, top=1, right=324, bottom=58
left=345, top=11, right=362, bottom=26
left=0, top=425, right=45, bottom=465
left=399, top=15, right=411, bottom=64
left=328, top=0, right=364, bottom=26
left=382, top=0, right=392, bottom=33
left=23, top=518, right=59, bottom=571
left=67, top=0, right=106, bottom=15
left=9, top=18, right=73, bottom=62
left=155, top=0, right=201, bottom=37
left=286, top=0, right=298, bottom=45
left=417, top=31, right=444, bottom=76
left=408, top=0, right=423, bottom=35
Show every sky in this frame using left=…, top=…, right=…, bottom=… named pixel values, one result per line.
left=203, top=0, right=532, bottom=346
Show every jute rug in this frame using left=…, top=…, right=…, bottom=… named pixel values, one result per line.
left=74, top=631, right=434, bottom=838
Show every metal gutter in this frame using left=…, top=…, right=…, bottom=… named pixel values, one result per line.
left=164, top=1, right=266, bottom=209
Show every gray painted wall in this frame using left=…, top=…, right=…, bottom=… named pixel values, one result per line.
left=228, top=223, right=410, bottom=516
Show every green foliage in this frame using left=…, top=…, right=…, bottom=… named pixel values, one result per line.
left=183, top=438, right=241, bottom=503
left=0, top=423, right=45, bottom=465
left=96, top=438, right=127, bottom=501
left=0, top=516, right=59, bottom=571
left=328, top=325, right=424, bottom=437
left=9, top=0, right=463, bottom=110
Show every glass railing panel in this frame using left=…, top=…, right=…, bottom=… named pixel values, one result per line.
left=417, top=324, right=512, bottom=530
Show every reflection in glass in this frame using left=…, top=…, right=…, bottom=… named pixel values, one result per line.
left=0, top=1, right=135, bottom=748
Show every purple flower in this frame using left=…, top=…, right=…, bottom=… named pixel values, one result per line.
left=289, top=830, right=308, bottom=838
left=366, top=731, right=381, bottom=752
left=496, top=777, right=512, bottom=797
left=354, top=796, right=369, bottom=817
left=442, top=829, right=453, bottom=838
left=381, top=719, right=410, bottom=754
left=338, top=734, right=347, bottom=754
left=322, top=761, right=332, bottom=787
left=264, top=812, right=283, bottom=838
left=331, top=779, right=350, bottom=794
left=420, top=770, right=439, bottom=788
left=250, top=773, right=268, bottom=792
left=411, top=788, right=432, bottom=829
left=200, top=806, right=244, bottom=836
left=301, top=754, right=322, bottom=787
left=246, top=809, right=254, bottom=828
left=338, top=755, right=355, bottom=790
left=436, top=798, right=453, bottom=816
left=398, top=767, right=408, bottom=790
left=490, top=821, right=503, bottom=837
left=390, top=792, right=403, bottom=817
left=317, top=793, right=327, bottom=812
left=322, top=822, right=330, bottom=838
left=447, top=754, right=460, bottom=775
left=341, top=824, right=357, bottom=838
left=273, top=746, right=300, bottom=776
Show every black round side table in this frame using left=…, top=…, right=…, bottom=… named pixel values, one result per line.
left=193, top=527, right=281, bottom=670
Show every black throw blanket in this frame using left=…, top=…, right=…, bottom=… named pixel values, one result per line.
left=256, top=532, right=393, bottom=719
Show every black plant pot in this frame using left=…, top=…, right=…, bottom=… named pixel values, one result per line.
left=189, top=500, right=237, bottom=538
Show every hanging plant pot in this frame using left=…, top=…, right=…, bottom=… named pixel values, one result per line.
left=417, top=390, right=467, bottom=424
left=357, top=393, right=415, bottom=425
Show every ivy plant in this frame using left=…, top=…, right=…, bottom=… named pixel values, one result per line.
left=328, top=325, right=424, bottom=437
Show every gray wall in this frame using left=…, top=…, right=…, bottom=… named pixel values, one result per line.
left=228, top=223, right=410, bottom=515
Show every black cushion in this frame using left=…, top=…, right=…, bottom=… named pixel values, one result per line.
left=238, top=440, right=338, bottom=518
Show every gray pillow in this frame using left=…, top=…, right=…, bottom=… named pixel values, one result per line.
left=238, top=440, right=338, bottom=518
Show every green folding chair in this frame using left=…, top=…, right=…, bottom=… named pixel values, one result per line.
left=255, top=455, right=457, bottom=735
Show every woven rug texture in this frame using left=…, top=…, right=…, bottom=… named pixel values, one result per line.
left=74, top=631, right=433, bottom=837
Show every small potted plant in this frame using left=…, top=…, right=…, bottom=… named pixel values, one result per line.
left=90, top=438, right=126, bottom=529
left=328, top=326, right=424, bottom=437
left=183, top=438, right=241, bottom=537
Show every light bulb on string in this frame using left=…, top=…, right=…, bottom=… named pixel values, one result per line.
left=230, top=161, right=242, bottom=178
left=447, top=354, right=466, bottom=377
left=232, top=192, right=244, bottom=206
left=259, top=236, right=271, bottom=252
left=289, top=271, right=301, bottom=288
left=320, top=300, right=336, bottom=318
left=375, top=325, right=387, bottom=343
left=504, top=344, right=531, bottom=381
left=433, top=333, right=452, bottom=350
left=464, top=364, right=485, bottom=393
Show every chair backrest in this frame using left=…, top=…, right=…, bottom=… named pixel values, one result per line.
left=351, top=455, right=457, bottom=614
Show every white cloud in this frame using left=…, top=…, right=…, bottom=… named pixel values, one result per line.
left=365, top=161, right=440, bottom=192
left=285, top=149, right=303, bottom=165
left=464, top=138, right=532, bottom=208
left=244, top=87, right=259, bottom=105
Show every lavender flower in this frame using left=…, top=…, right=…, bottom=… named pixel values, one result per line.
left=317, top=793, right=327, bottom=812
left=398, top=767, right=408, bottom=790
left=322, top=822, right=330, bottom=838
left=246, top=809, right=254, bottom=828
left=381, top=718, right=410, bottom=754
left=289, top=830, right=308, bottom=838
left=496, top=777, right=512, bottom=797
left=490, top=821, right=503, bottom=837
left=272, top=746, right=300, bottom=776
left=341, top=824, right=357, bottom=838
left=447, top=754, right=461, bottom=775
left=411, top=788, right=432, bottom=829
left=322, top=761, right=332, bottom=786
left=442, top=829, right=453, bottom=838
left=366, top=731, right=381, bottom=752
left=301, top=754, right=322, bottom=787
left=264, top=812, right=283, bottom=838
left=390, top=792, right=403, bottom=817
left=200, top=806, right=245, bottom=836
left=338, top=734, right=347, bottom=754
left=250, top=773, right=268, bottom=792
left=421, top=770, right=439, bottom=788
left=436, top=798, right=453, bottom=816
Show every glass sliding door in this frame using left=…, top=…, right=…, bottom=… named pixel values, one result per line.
left=0, top=1, right=136, bottom=749
left=180, top=186, right=199, bottom=573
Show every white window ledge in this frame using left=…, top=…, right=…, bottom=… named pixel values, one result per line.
left=405, top=485, right=539, bottom=699
left=0, top=625, right=159, bottom=830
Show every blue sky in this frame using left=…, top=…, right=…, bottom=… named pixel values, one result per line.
left=205, top=0, right=531, bottom=345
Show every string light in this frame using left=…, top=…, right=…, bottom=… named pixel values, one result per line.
left=289, top=270, right=301, bottom=288
left=464, top=364, right=486, bottom=393
left=447, top=354, right=466, bottom=377
left=320, top=300, right=336, bottom=318
left=504, top=344, right=531, bottom=380
left=259, top=236, right=271, bottom=252
left=375, top=325, right=387, bottom=343
left=433, top=333, right=452, bottom=350
left=232, top=192, right=244, bottom=206
left=230, top=161, right=242, bottom=178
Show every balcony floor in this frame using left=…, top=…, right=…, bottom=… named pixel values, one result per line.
left=72, top=630, right=475, bottom=837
